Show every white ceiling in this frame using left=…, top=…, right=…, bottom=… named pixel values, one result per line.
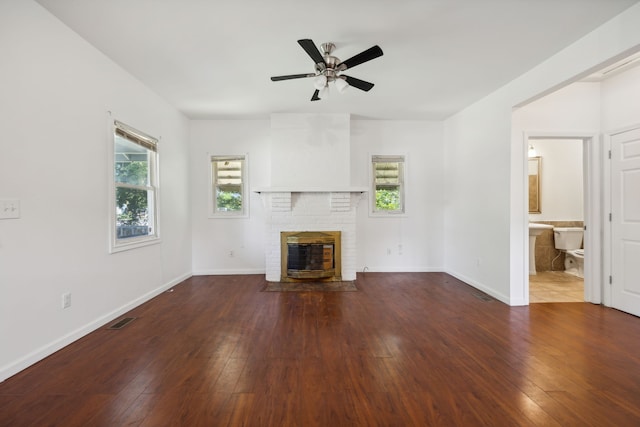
left=35, top=0, right=639, bottom=120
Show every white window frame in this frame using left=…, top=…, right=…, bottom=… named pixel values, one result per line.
left=209, top=154, right=249, bottom=218
left=109, top=120, right=160, bottom=253
left=370, top=154, right=407, bottom=216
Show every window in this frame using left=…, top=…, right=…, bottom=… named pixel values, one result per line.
left=371, top=155, right=405, bottom=214
left=110, top=120, right=159, bottom=252
left=211, top=155, right=247, bottom=217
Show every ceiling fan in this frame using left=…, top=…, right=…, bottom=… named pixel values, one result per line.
left=270, top=39, right=383, bottom=101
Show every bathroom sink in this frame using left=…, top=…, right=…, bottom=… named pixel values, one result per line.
left=529, top=222, right=553, bottom=236
left=528, top=223, right=553, bottom=275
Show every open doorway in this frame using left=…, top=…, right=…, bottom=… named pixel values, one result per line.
left=527, top=137, right=586, bottom=303
left=521, top=131, right=602, bottom=306
left=515, top=50, right=640, bottom=307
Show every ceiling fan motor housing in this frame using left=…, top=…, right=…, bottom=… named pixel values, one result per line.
left=316, top=43, right=343, bottom=82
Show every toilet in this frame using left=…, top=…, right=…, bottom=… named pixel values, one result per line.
left=553, top=227, right=584, bottom=278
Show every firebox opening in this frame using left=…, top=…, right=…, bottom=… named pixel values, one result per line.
left=280, top=231, right=341, bottom=282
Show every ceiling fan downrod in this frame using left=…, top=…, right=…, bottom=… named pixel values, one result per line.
left=317, top=42, right=341, bottom=82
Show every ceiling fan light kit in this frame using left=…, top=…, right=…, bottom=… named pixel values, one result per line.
left=335, top=77, right=349, bottom=93
left=313, top=75, right=327, bottom=90
left=318, top=85, right=329, bottom=99
left=271, top=39, right=383, bottom=101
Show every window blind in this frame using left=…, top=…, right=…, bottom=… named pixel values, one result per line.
left=114, top=120, right=158, bottom=152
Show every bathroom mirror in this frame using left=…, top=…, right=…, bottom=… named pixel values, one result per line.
left=529, top=157, right=541, bottom=213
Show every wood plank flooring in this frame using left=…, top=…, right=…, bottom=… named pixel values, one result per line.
left=2, top=272, right=640, bottom=426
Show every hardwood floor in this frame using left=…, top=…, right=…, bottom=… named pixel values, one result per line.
left=2, top=272, right=640, bottom=426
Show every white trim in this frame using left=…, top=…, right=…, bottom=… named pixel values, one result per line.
left=603, top=132, right=613, bottom=307
left=108, top=115, right=161, bottom=253
left=523, top=132, right=600, bottom=305
left=445, top=269, right=512, bottom=305
left=0, top=272, right=191, bottom=383
left=109, top=235, right=162, bottom=253
left=253, top=187, right=368, bottom=193
left=208, top=153, right=249, bottom=219
left=369, top=152, right=408, bottom=217
left=583, top=134, right=602, bottom=304
left=522, top=132, right=530, bottom=305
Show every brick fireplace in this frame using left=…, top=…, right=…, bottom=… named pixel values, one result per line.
left=258, top=190, right=364, bottom=282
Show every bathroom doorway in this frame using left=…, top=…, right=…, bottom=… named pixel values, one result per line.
left=516, top=51, right=640, bottom=307
left=526, top=135, right=595, bottom=303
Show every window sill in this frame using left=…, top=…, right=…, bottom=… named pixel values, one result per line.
left=208, top=212, right=249, bottom=219
left=110, top=236, right=161, bottom=253
left=369, top=211, right=408, bottom=218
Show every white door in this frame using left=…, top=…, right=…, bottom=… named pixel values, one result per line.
left=611, top=126, right=640, bottom=316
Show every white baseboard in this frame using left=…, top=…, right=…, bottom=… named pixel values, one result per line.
left=355, top=268, right=511, bottom=305
left=444, top=269, right=510, bottom=305
left=0, top=272, right=192, bottom=383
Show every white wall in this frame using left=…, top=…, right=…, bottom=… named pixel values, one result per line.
left=528, top=139, right=584, bottom=222
left=602, top=64, right=640, bottom=130
left=270, top=114, right=351, bottom=188
left=444, top=101, right=513, bottom=302
left=0, top=0, right=191, bottom=381
left=444, top=4, right=640, bottom=305
left=514, top=82, right=602, bottom=132
left=189, top=119, right=446, bottom=275
left=513, top=82, right=600, bottom=222
left=351, top=120, right=445, bottom=272
left=190, top=120, right=269, bottom=275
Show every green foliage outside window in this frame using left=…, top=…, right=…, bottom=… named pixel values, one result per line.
left=216, top=190, right=242, bottom=211
left=116, top=161, right=149, bottom=226
left=212, top=156, right=245, bottom=215
left=375, top=188, right=400, bottom=211
left=115, top=161, right=147, bottom=185
left=372, top=156, right=404, bottom=214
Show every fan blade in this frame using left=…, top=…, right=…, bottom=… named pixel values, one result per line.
left=337, top=45, right=383, bottom=70
left=311, top=90, right=320, bottom=101
left=271, top=73, right=315, bottom=81
left=298, top=39, right=325, bottom=66
left=343, top=75, right=375, bottom=92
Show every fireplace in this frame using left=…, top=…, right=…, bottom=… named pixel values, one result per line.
left=280, top=231, right=341, bottom=282
left=258, top=190, right=363, bottom=282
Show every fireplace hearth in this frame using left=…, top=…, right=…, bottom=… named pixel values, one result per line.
left=281, top=231, right=341, bottom=282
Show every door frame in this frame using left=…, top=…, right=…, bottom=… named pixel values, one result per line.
left=602, top=123, right=640, bottom=308
left=523, top=132, right=602, bottom=304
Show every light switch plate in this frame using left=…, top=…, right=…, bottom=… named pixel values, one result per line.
left=0, top=200, right=20, bottom=219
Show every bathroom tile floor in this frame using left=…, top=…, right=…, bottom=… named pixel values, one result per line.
left=529, top=271, right=584, bottom=303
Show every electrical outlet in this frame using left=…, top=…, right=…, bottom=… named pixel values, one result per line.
left=0, top=200, right=20, bottom=220
left=62, top=293, right=71, bottom=309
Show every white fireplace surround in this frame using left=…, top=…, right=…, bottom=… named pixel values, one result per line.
left=260, top=114, right=364, bottom=281
left=256, top=189, right=366, bottom=282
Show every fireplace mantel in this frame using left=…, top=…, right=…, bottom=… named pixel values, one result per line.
left=253, top=187, right=367, bottom=193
